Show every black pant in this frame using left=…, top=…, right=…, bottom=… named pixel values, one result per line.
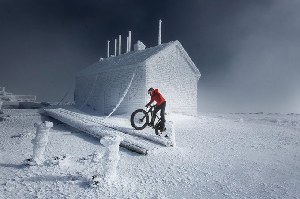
left=152, top=101, right=166, bottom=127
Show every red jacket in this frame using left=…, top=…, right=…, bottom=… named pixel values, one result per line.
left=148, top=89, right=166, bottom=105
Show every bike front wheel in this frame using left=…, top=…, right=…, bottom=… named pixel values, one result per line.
left=131, top=109, right=149, bottom=130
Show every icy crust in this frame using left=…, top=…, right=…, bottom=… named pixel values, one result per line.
left=45, top=108, right=173, bottom=154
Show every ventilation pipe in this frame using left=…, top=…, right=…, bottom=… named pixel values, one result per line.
left=114, top=39, right=117, bottom=57
left=1, top=87, right=5, bottom=96
left=128, top=31, right=132, bottom=52
left=118, top=35, right=121, bottom=55
left=126, top=36, right=129, bottom=53
left=158, top=19, right=162, bottom=45
left=107, top=40, right=110, bottom=58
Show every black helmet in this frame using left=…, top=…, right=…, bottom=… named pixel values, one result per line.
left=148, top=88, right=154, bottom=94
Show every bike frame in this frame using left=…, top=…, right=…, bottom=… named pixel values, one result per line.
left=145, top=105, right=161, bottom=126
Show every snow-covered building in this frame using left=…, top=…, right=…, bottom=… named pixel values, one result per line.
left=75, top=40, right=201, bottom=116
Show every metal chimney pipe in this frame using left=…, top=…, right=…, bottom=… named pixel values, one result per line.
left=114, top=39, right=117, bottom=57
left=126, top=36, right=129, bottom=53
left=128, top=31, right=132, bottom=52
left=107, top=40, right=110, bottom=58
left=158, top=19, right=162, bottom=45
left=118, top=35, right=121, bottom=55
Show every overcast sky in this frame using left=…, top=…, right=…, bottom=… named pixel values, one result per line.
left=0, top=0, right=299, bottom=113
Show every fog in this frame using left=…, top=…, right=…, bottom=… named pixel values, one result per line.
left=197, top=0, right=300, bottom=113
left=0, top=0, right=299, bottom=113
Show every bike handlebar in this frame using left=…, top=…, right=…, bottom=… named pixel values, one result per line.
left=146, top=104, right=157, bottom=109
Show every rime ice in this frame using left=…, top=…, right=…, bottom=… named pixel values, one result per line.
left=97, top=135, right=123, bottom=184
left=30, top=121, right=53, bottom=165
left=75, top=41, right=201, bottom=116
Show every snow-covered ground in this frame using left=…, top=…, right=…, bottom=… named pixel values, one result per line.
left=0, top=109, right=299, bottom=198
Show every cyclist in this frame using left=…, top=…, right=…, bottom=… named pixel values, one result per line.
left=145, top=88, right=166, bottom=131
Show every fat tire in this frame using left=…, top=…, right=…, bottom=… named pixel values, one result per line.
left=131, top=109, right=149, bottom=130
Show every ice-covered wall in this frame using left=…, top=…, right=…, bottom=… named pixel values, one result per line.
left=146, top=45, right=199, bottom=116
left=75, top=41, right=200, bottom=116
left=75, top=75, right=98, bottom=109
left=75, top=66, right=146, bottom=115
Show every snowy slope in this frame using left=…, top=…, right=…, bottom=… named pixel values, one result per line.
left=0, top=109, right=299, bottom=198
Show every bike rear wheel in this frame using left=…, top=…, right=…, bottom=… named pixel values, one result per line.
left=131, top=109, right=149, bottom=130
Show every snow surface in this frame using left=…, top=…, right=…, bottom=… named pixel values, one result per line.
left=0, top=109, right=300, bottom=198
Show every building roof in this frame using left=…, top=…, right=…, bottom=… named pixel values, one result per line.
left=76, top=40, right=201, bottom=79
